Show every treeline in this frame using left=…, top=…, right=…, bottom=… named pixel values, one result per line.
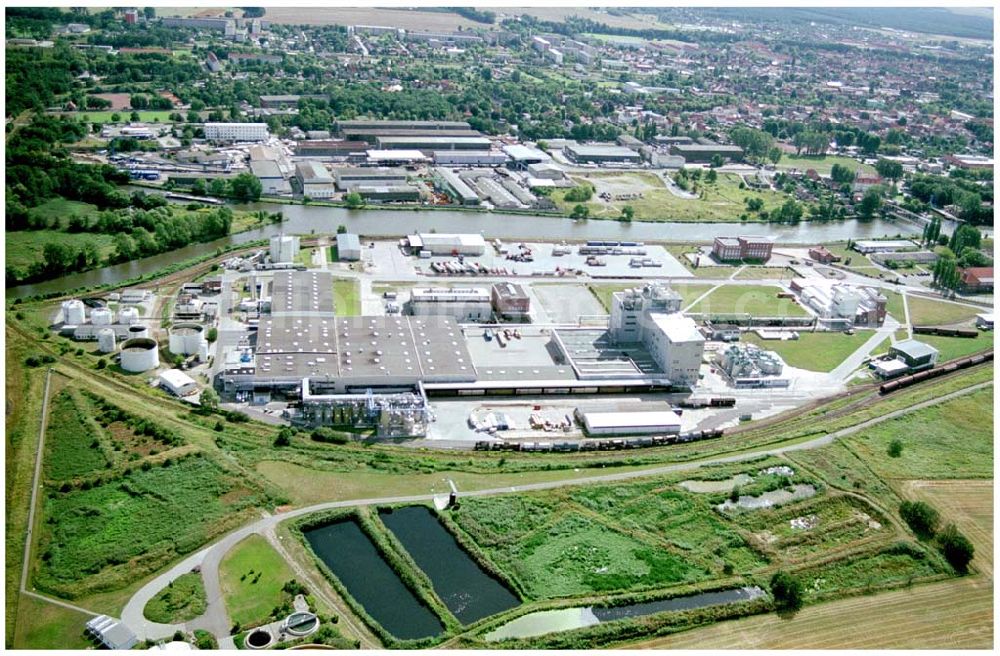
left=449, top=7, right=496, bottom=24
left=505, top=14, right=736, bottom=45
left=908, top=173, right=993, bottom=226
left=6, top=7, right=118, bottom=39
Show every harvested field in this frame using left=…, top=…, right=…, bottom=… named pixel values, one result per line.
left=263, top=7, right=483, bottom=30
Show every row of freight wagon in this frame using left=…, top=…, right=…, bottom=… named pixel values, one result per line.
left=879, top=350, right=993, bottom=394
left=677, top=396, right=737, bottom=408
left=912, top=326, right=979, bottom=339
left=474, top=428, right=725, bottom=453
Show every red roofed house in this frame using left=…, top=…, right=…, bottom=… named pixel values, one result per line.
left=808, top=245, right=841, bottom=264
left=852, top=172, right=883, bottom=193
left=959, top=267, right=994, bottom=293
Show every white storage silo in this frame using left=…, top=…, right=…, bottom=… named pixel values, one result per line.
left=91, top=307, right=114, bottom=326
left=169, top=323, right=205, bottom=355
left=62, top=300, right=86, bottom=325
left=97, top=328, right=117, bottom=354
left=118, top=307, right=139, bottom=325
left=269, top=234, right=300, bottom=264
left=119, top=337, right=159, bottom=372
left=198, top=340, right=210, bottom=363
left=127, top=324, right=149, bottom=339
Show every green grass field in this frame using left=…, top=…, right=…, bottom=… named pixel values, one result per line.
left=12, top=594, right=93, bottom=649
left=143, top=572, right=208, bottom=624
left=219, top=535, right=296, bottom=629
left=906, top=296, right=982, bottom=326
left=741, top=331, right=874, bottom=372
left=882, top=292, right=907, bottom=323
left=333, top=279, right=361, bottom=316
left=734, top=266, right=798, bottom=280
left=6, top=230, right=117, bottom=272
left=845, top=388, right=993, bottom=480
left=44, top=391, right=108, bottom=481
left=917, top=333, right=994, bottom=362
left=588, top=283, right=714, bottom=311
left=690, top=285, right=810, bottom=317
left=29, top=198, right=100, bottom=229
left=552, top=172, right=790, bottom=222
left=776, top=155, right=876, bottom=176
left=74, top=110, right=177, bottom=124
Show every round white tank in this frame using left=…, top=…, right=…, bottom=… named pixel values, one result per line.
left=127, top=324, right=149, bottom=339
left=91, top=307, right=114, bottom=326
left=169, top=323, right=205, bottom=355
left=62, top=300, right=85, bottom=325
left=198, top=340, right=210, bottom=363
left=118, top=307, right=139, bottom=325
left=120, top=337, right=159, bottom=372
left=97, top=328, right=117, bottom=353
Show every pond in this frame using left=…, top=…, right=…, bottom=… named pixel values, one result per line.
left=379, top=506, right=520, bottom=625
left=716, top=484, right=817, bottom=512
left=484, top=586, right=765, bottom=642
left=303, top=519, right=443, bottom=641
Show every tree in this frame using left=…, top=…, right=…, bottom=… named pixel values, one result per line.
left=230, top=172, right=262, bottom=202
left=111, top=112, right=121, bottom=123
left=949, top=224, right=981, bottom=254
left=830, top=163, right=855, bottom=185
left=344, top=192, right=364, bottom=209
left=938, top=524, right=975, bottom=573
left=745, top=197, right=764, bottom=213
left=130, top=111, right=141, bottom=122
left=208, top=178, right=229, bottom=198
left=710, top=154, right=724, bottom=168
left=706, top=169, right=718, bottom=183
left=273, top=427, right=293, bottom=447
left=570, top=204, right=589, bottom=219
left=875, top=159, right=904, bottom=185
left=620, top=205, right=634, bottom=222
left=899, top=500, right=939, bottom=539
left=187, top=109, right=202, bottom=123
left=336, top=224, right=347, bottom=234
left=206, top=327, right=218, bottom=343
left=729, top=126, right=775, bottom=162
left=857, top=189, right=882, bottom=220
left=191, top=179, right=207, bottom=196
left=768, top=147, right=782, bottom=166
left=770, top=570, right=804, bottom=612
left=143, top=7, right=156, bottom=19
left=200, top=387, right=219, bottom=410
left=887, top=438, right=903, bottom=458
left=776, top=199, right=803, bottom=223
left=564, top=184, right=593, bottom=202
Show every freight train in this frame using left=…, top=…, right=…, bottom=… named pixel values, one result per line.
left=473, top=428, right=725, bottom=453
left=912, top=326, right=979, bottom=339
left=677, top=397, right=737, bottom=409
left=879, top=351, right=993, bottom=394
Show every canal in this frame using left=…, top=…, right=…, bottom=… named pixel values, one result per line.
left=378, top=506, right=520, bottom=625
left=9, top=190, right=918, bottom=298
left=303, top=520, right=443, bottom=641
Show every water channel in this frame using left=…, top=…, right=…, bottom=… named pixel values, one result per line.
left=303, top=520, right=443, bottom=641
left=484, top=586, right=765, bottom=642
left=378, top=505, right=520, bottom=625
left=9, top=188, right=919, bottom=298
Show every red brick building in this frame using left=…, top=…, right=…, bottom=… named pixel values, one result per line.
left=712, top=236, right=774, bottom=263
left=808, top=245, right=841, bottom=264
left=959, top=267, right=994, bottom=293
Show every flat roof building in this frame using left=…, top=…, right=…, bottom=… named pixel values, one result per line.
left=579, top=410, right=682, bottom=436
left=375, top=135, right=492, bottom=152
left=296, top=161, right=336, bottom=198
left=250, top=159, right=291, bottom=196
left=491, top=282, right=531, bottom=320
left=409, top=287, right=492, bottom=322
left=203, top=122, right=269, bottom=142
left=269, top=270, right=335, bottom=317
left=354, top=184, right=420, bottom=202
left=159, top=369, right=199, bottom=397
left=669, top=143, right=744, bottom=163
left=890, top=339, right=939, bottom=369
left=434, top=168, right=480, bottom=206
left=406, top=233, right=486, bottom=255
left=335, top=119, right=471, bottom=133
left=502, top=144, right=551, bottom=169
left=336, top=233, right=362, bottom=261
left=334, top=167, right=407, bottom=191
left=564, top=143, right=642, bottom=164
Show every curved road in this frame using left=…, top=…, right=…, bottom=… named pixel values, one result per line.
left=119, top=380, right=992, bottom=647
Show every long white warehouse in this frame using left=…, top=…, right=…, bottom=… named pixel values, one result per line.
left=578, top=410, right=682, bottom=436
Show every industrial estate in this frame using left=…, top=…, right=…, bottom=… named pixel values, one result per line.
left=4, top=5, right=995, bottom=652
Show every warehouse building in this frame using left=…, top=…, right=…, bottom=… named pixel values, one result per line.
left=250, top=160, right=291, bottom=196
left=503, top=144, right=551, bottom=169
left=343, top=127, right=482, bottom=143
left=334, top=167, right=408, bottom=191
left=354, top=185, right=420, bottom=202
left=790, top=280, right=886, bottom=327
left=565, top=143, right=641, bottom=164
left=434, top=168, right=480, bottom=205
left=669, top=143, right=744, bottom=163
left=159, top=369, right=199, bottom=397
left=269, top=234, right=300, bottom=263
left=295, top=161, right=336, bottom=198
left=375, top=135, right=492, bottom=152
left=336, top=233, right=361, bottom=261
left=874, top=339, right=939, bottom=378
left=295, top=140, right=369, bottom=159
left=577, top=410, right=682, bottom=436
left=268, top=270, right=335, bottom=318
left=405, top=233, right=486, bottom=255
left=433, top=150, right=508, bottom=167
left=851, top=240, right=916, bottom=254
left=85, top=616, right=137, bottom=650
left=409, top=287, right=492, bottom=321
left=335, top=119, right=471, bottom=134
left=491, top=282, right=531, bottom=321
left=203, top=122, right=269, bottom=142
left=365, top=150, right=429, bottom=166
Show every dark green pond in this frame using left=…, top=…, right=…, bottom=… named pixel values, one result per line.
left=303, top=519, right=443, bottom=640
left=379, top=505, right=520, bottom=624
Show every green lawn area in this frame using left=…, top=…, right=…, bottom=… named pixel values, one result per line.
left=906, top=295, right=982, bottom=326
left=846, top=388, right=993, bottom=479
left=294, top=248, right=318, bottom=267
left=333, top=279, right=361, bottom=316
left=6, top=230, right=117, bottom=272
left=821, top=244, right=875, bottom=269
left=28, top=198, right=100, bottom=229
left=741, top=331, right=874, bottom=372
left=552, top=172, right=790, bottom=222
left=219, top=535, right=296, bottom=629
left=327, top=245, right=338, bottom=262
left=12, top=593, right=93, bottom=649
left=143, top=572, right=207, bottom=624
left=734, top=266, right=798, bottom=280
left=587, top=282, right=714, bottom=311
left=883, top=292, right=907, bottom=323
left=74, top=110, right=178, bottom=124
left=916, top=333, right=994, bottom=362
left=776, top=154, right=876, bottom=176
left=689, top=284, right=810, bottom=317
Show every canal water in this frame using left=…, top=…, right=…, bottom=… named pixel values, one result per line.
left=378, top=506, right=520, bottom=625
left=9, top=188, right=918, bottom=298
left=303, top=520, right=443, bottom=641
left=484, top=586, right=765, bottom=641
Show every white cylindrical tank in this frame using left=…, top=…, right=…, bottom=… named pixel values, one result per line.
left=269, top=234, right=300, bottom=263
left=97, top=328, right=117, bottom=353
left=91, top=307, right=114, bottom=326
left=169, top=323, right=205, bottom=355
left=118, top=307, right=139, bottom=325
left=120, top=337, right=159, bottom=372
left=127, top=324, right=149, bottom=339
left=62, top=300, right=85, bottom=325
left=198, top=340, right=210, bottom=363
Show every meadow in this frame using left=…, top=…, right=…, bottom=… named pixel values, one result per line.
left=913, top=333, right=993, bottom=362
left=333, top=279, right=361, bottom=316
left=740, top=331, right=874, bottom=372
left=44, top=391, right=108, bottom=481
left=219, top=535, right=297, bottom=629
left=906, top=295, right=982, bottom=326
left=143, top=572, right=208, bottom=624
left=689, top=285, right=810, bottom=317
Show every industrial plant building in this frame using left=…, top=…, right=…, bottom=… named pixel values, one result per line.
left=375, top=135, right=492, bottom=152
left=336, top=233, right=362, bottom=261
left=409, top=287, right=492, bottom=321
left=203, top=122, right=269, bottom=142
left=669, top=143, right=744, bottom=163
left=269, top=234, right=300, bottom=263
left=873, top=339, right=939, bottom=379
left=433, top=168, right=480, bottom=205
left=405, top=233, right=486, bottom=256
left=564, top=143, right=642, bottom=164
left=491, top=282, right=531, bottom=321
left=334, top=167, right=408, bottom=191
left=790, top=280, right=886, bottom=327
left=295, top=161, right=337, bottom=198
left=712, top=236, right=774, bottom=262
left=716, top=343, right=789, bottom=388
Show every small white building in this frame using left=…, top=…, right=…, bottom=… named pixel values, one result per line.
left=852, top=240, right=915, bottom=254
left=579, top=410, right=682, bottom=436
left=976, top=313, right=994, bottom=330
left=405, top=233, right=486, bottom=255
left=203, top=122, right=269, bottom=142
left=337, top=233, right=362, bottom=261
left=409, top=287, right=492, bottom=321
left=269, top=234, right=300, bottom=263
left=159, top=369, right=199, bottom=397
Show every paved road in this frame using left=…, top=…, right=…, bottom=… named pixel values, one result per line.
left=118, top=379, right=991, bottom=647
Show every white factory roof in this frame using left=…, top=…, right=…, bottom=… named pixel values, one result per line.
left=581, top=411, right=682, bottom=430
left=159, top=369, right=197, bottom=390
left=502, top=144, right=551, bottom=161
left=409, top=233, right=486, bottom=248
left=366, top=149, right=429, bottom=161
left=874, top=359, right=909, bottom=376
left=648, top=313, right=705, bottom=343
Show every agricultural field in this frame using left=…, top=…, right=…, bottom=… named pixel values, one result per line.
left=333, top=279, right=361, bottom=316
left=219, top=535, right=296, bottom=629
left=689, top=285, right=810, bottom=317
left=740, top=331, right=874, bottom=372
left=845, top=387, right=993, bottom=480
left=33, top=453, right=269, bottom=599
left=905, top=295, right=983, bottom=326
left=262, top=7, right=483, bottom=29
left=775, top=154, right=877, bottom=176
left=552, top=172, right=789, bottom=222
left=143, top=572, right=207, bottom=624
left=898, top=480, right=993, bottom=577
left=587, top=282, right=714, bottom=311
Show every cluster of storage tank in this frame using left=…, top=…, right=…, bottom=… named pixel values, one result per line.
left=169, top=323, right=209, bottom=361
left=120, top=337, right=160, bottom=372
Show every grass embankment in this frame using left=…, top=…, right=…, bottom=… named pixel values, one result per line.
left=741, top=331, right=874, bottom=372
left=143, top=572, right=207, bottom=624
left=219, top=535, right=296, bottom=629
left=905, top=296, right=983, bottom=326
left=690, top=285, right=809, bottom=317
left=775, top=155, right=876, bottom=176
left=333, top=279, right=361, bottom=316
left=587, top=283, right=715, bottom=312
left=917, top=333, right=994, bottom=361
left=552, top=172, right=789, bottom=222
